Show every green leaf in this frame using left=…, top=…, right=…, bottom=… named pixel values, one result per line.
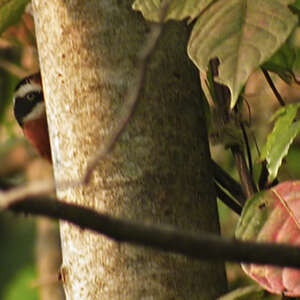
left=0, top=0, right=30, bottom=36
left=287, top=27, right=300, bottom=76
left=0, top=71, right=18, bottom=123
left=292, top=46, right=300, bottom=76
left=262, top=26, right=300, bottom=84
left=3, top=265, right=38, bottom=300
left=291, top=0, right=300, bottom=10
left=187, top=0, right=297, bottom=109
left=235, top=181, right=300, bottom=296
left=260, top=103, right=300, bottom=181
left=132, top=0, right=214, bottom=23
left=262, top=42, right=296, bottom=84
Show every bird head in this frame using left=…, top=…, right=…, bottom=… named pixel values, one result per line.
left=13, top=73, right=52, bottom=162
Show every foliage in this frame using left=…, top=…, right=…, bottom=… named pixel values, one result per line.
left=133, top=0, right=300, bottom=190
left=3, top=265, right=38, bottom=300
left=260, top=104, right=300, bottom=181
left=236, top=181, right=300, bottom=296
left=134, top=0, right=300, bottom=297
left=0, top=213, right=36, bottom=300
left=0, top=1, right=37, bottom=300
left=132, top=0, right=214, bottom=22
left=0, top=0, right=30, bottom=35
left=2, top=0, right=300, bottom=298
left=263, top=42, right=297, bottom=84
left=133, top=0, right=298, bottom=108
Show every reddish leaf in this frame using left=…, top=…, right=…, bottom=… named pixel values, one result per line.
left=235, top=181, right=300, bottom=297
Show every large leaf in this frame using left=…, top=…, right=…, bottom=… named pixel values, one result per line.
left=0, top=0, right=30, bottom=36
left=260, top=103, right=300, bottom=181
left=262, top=42, right=296, bottom=84
left=236, top=181, right=300, bottom=297
left=132, top=0, right=214, bottom=23
left=133, top=0, right=297, bottom=108
left=263, top=26, right=300, bottom=83
left=188, top=0, right=297, bottom=108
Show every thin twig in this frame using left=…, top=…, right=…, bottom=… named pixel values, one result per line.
left=261, top=68, right=285, bottom=107
left=212, top=160, right=245, bottom=205
left=242, top=97, right=252, bottom=126
left=3, top=194, right=300, bottom=269
left=258, top=161, right=269, bottom=190
left=240, top=122, right=253, bottom=177
left=208, top=59, right=256, bottom=201
left=255, top=68, right=285, bottom=189
left=215, top=183, right=242, bottom=215
left=83, top=6, right=169, bottom=184
left=232, top=106, right=257, bottom=200
left=0, top=59, right=29, bottom=78
left=290, top=71, right=300, bottom=85
left=0, top=180, right=55, bottom=204
left=231, top=146, right=256, bottom=200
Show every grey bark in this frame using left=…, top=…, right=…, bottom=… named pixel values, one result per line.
left=32, top=0, right=227, bottom=299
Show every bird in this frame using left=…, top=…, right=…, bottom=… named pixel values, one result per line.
left=13, top=72, right=52, bottom=162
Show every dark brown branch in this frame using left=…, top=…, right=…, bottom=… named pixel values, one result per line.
left=261, top=68, right=285, bottom=107
left=3, top=195, right=300, bottom=269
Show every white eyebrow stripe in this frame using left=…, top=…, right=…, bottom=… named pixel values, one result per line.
left=23, top=101, right=46, bottom=122
left=14, top=82, right=42, bottom=101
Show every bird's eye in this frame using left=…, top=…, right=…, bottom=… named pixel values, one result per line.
left=26, top=92, right=35, bottom=101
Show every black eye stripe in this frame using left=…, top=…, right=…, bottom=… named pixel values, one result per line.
left=13, top=93, right=43, bottom=127
left=13, top=73, right=43, bottom=127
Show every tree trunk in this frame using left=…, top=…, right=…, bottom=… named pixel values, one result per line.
left=32, top=0, right=227, bottom=299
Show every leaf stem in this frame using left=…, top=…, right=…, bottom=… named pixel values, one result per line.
left=209, top=59, right=256, bottom=202
left=261, top=68, right=285, bottom=107
left=231, top=146, right=256, bottom=201
left=240, top=121, right=253, bottom=177
left=215, top=183, right=242, bottom=215
left=212, top=160, right=245, bottom=205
